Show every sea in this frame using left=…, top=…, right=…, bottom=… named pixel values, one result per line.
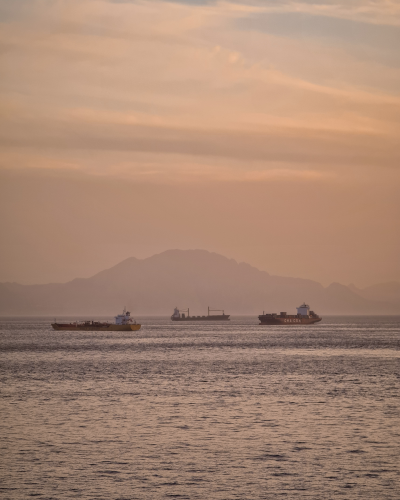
left=1, top=316, right=399, bottom=499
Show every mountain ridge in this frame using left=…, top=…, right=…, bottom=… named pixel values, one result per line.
left=0, top=249, right=399, bottom=316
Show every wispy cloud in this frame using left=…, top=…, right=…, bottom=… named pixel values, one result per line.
left=0, top=0, right=399, bottom=182
left=155, top=0, right=400, bottom=26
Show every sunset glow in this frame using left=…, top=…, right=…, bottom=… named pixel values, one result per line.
left=1, top=0, right=399, bottom=287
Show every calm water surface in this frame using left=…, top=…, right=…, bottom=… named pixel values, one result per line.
left=1, top=316, right=399, bottom=499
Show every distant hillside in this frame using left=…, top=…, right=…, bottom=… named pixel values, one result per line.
left=349, top=282, right=400, bottom=305
left=0, top=250, right=399, bottom=315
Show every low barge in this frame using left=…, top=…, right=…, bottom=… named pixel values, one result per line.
left=52, top=308, right=141, bottom=331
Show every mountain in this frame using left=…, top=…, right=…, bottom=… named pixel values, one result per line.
left=0, top=249, right=399, bottom=316
left=348, top=282, right=400, bottom=306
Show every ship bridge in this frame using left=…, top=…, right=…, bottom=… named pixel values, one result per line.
left=296, top=303, right=310, bottom=316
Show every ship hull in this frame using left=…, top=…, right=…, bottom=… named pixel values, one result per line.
left=258, top=315, right=321, bottom=325
left=51, top=324, right=141, bottom=331
left=171, top=315, right=230, bottom=321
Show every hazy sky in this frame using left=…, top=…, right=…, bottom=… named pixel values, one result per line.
left=1, top=0, right=399, bottom=287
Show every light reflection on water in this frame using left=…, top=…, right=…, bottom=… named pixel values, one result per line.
left=1, top=316, right=399, bottom=499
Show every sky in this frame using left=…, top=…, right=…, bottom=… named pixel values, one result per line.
left=0, top=0, right=399, bottom=287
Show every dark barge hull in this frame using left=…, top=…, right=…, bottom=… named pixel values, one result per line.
left=258, top=315, right=321, bottom=325
left=172, top=315, right=230, bottom=321
left=52, top=323, right=141, bottom=331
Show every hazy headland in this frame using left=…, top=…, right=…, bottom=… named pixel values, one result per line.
left=1, top=250, right=399, bottom=316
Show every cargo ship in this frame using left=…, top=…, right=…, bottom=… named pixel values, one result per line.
left=258, top=303, right=321, bottom=325
left=171, top=307, right=230, bottom=321
left=52, top=308, right=141, bottom=331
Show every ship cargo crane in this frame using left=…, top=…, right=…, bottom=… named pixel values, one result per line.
left=208, top=307, right=225, bottom=316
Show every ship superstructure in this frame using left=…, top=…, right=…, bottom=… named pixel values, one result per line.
left=258, top=303, right=321, bottom=325
left=52, top=308, right=141, bottom=331
left=171, top=306, right=230, bottom=321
